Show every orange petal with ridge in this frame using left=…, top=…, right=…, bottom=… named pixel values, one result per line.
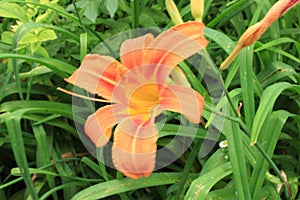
left=143, top=21, right=208, bottom=68
left=159, top=84, right=205, bottom=124
left=112, top=117, right=158, bottom=179
left=85, top=104, right=128, bottom=147
left=120, top=34, right=155, bottom=69
left=65, top=54, right=127, bottom=100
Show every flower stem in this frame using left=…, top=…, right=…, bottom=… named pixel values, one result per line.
left=220, top=44, right=243, bottom=70
left=255, top=143, right=290, bottom=199
left=204, top=104, right=240, bottom=123
left=132, top=0, right=140, bottom=28
left=72, top=0, right=87, bottom=33
left=176, top=138, right=203, bottom=199
left=236, top=118, right=290, bottom=199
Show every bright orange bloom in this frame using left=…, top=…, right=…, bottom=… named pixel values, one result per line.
left=65, top=22, right=208, bottom=179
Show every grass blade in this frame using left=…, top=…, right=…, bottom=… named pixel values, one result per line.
left=176, top=138, right=203, bottom=199
left=184, top=162, right=232, bottom=200
left=250, top=82, right=299, bottom=145
left=72, top=173, right=198, bottom=199
left=80, top=33, right=87, bottom=61
left=5, top=113, right=39, bottom=200
left=254, top=37, right=300, bottom=52
left=224, top=108, right=251, bottom=200
left=32, top=124, right=58, bottom=200
left=239, top=47, right=255, bottom=128
left=0, top=53, right=76, bottom=77
left=250, top=110, right=293, bottom=199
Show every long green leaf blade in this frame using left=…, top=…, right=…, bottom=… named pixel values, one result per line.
left=184, top=162, right=232, bottom=200
left=5, top=113, right=39, bottom=200
left=71, top=173, right=197, bottom=199
left=239, top=47, right=255, bottom=128
left=225, top=107, right=251, bottom=200
left=250, top=82, right=299, bottom=145
left=250, top=110, right=293, bottom=199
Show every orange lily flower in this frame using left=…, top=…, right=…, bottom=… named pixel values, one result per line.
left=65, top=21, right=208, bottom=179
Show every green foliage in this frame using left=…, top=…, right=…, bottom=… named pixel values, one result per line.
left=66, top=0, right=118, bottom=23
left=0, top=0, right=299, bottom=199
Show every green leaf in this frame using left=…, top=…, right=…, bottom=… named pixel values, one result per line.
left=37, top=29, right=57, bottom=42
left=31, top=124, right=59, bottom=200
left=139, top=12, right=158, bottom=27
left=250, top=82, right=299, bottom=145
left=206, top=0, right=253, bottom=28
left=0, top=189, right=6, bottom=200
left=159, top=124, right=218, bottom=141
left=1, top=31, right=14, bottom=44
left=205, top=88, right=241, bottom=128
left=0, top=100, right=81, bottom=120
left=36, top=10, right=54, bottom=24
left=3, top=0, right=78, bottom=22
left=5, top=113, right=39, bottom=200
left=267, top=46, right=300, bottom=63
left=184, top=162, right=232, bottom=200
left=254, top=37, right=300, bottom=53
left=258, top=61, right=297, bottom=87
left=17, top=28, right=57, bottom=53
left=207, top=0, right=254, bottom=29
left=224, top=107, right=251, bottom=200
left=18, top=66, right=52, bottom=79
left=39, top=182, right=87, bottom=200
left=71, top=173, right=198, bottom=199
left=0, top=53, right=76, bottom=78
left=0, top=2, right=28, bottom=22
left=11, top=168, right=58, bottom=177
left=250, top=110, right=294, bottom=199
left=239, top=47, right=255, bottom=128
left=204, top=28, right=235, bottom=54
left=105, top=0, right=118, bottom=18
left=200, top=149, right=229, bottom=174
left=84, top=0, right=100, bottom=23
left=80, top=33, right=87, bottom=61
left=80, top=157, right=111, bottom=181
left=176, top=138, right=203, bottom=199
left=206, top=187, right=236, bottom=200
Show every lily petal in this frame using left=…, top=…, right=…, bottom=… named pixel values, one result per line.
left=159, top=84, right=205, bottom=123
left=143, top=21, right=208, bottom=68
left=120, top=34, right=154, bottom=69
left=112, top=117, right=158, bottom=179
left=85, top=104, right=128, bottom=147
left=65, top=54, right=127, bottom=100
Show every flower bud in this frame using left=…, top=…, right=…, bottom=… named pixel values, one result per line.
left=165, top=0, right=184, bottom=25
left=191, top=0, right=204, bottom=22
left=220, top=0, right=300, bottom=70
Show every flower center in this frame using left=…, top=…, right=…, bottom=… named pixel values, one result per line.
left=129, top=84, right=160, bottom=117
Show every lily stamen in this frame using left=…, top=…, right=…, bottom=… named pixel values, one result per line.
left=57, top=87, right=112, bottom=103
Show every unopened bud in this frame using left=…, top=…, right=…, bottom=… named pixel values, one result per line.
left=191, top=0, right=204, bottom=22
left=165, top=0, right=184, bottom=25
left=220, top=0, right=300, bottom=70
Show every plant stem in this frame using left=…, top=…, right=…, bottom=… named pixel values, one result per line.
left=176, top=138, right=203, bottom=199
left=237, top=119, right=290, bottom=199
left=255, top=143, right=290, bottom=199
left=132, top=0, right=140, bottom=28
left=204, top=104, right=240, bottom=123
left=72, top=0, right=87, bottom=33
